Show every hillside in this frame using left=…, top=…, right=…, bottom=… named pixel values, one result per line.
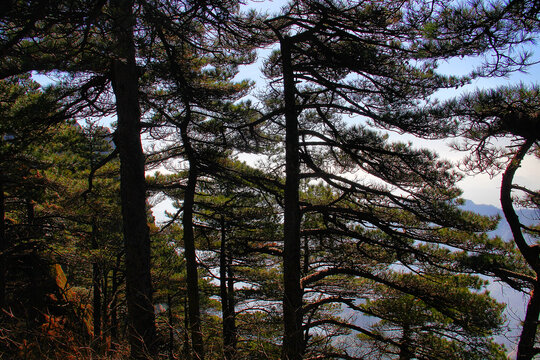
left=462, top=200, right=538, bottom=240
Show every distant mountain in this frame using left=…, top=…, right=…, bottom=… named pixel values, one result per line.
left=461, top=200, right=538, bottom=240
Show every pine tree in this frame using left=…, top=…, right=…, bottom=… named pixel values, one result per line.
left=257, top=1, right=534, bottom=358
left=194, top=162, right=284, bottom=359
left=44, top=121, right=124, bottom=353
left=358, top=274, right=507, bottom=360
left=0, top=75, right=64, bottom=310
left=145, top=45, right=259, bottom=358
left=0, top=105, right=127, bottom=357
left=1, top=1, right=263, bottom=357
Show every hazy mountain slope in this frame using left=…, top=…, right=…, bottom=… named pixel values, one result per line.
left=462, top=200, right=538, bottom=240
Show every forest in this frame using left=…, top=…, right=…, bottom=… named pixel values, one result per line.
left=0, top=0, right=539, bottom=359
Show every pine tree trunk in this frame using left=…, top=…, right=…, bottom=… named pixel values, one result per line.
left=0, top=179, right=5, bottom=308
left=92, top=218, right=102, bottom=348
left=227, top=253, right=237, bottom=352
left=168, top=292, right=174, bottom=360
left=180, top=114, right=204, bottom=360
left=26, top=198, right=41, bottom=312
left=500, top=139, right=537, bottom=270
left=502, top=139, right=540, bottom=360
left=102, top=269, right=109, bottom=348
left=184, top=294, right=191, bottom=359
left=220, top=216, right=237, bottom=360
left=518, top=282, right=540, bottom=360
left=280, top=37, right=304, bottom=360
left=110, top=255, right=120, bottom=344
left=109, top=0, right=155, bottom=357
left=399, top=323, right=413, bottom=360
left=184, top=168, right=204, bottom=359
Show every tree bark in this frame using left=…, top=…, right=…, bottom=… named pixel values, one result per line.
left=501, top=139, right=540, bottom=360
left=91, top=218, right=102, bottom=348
left=110, top=254, right=121, bottom=345
left=0, top=179, right=5, bottom=308
left=500, top=138, right=538, bottom=271
left=180, top=115, right=204, bottom=360
left=102, top=269, right=109, bottom=347
left=518, top=282, right=540, bottom=360
left=399, top=323, right=413, bottom=360
left=227, top=248, right=237, bottom=352
left=184, top=295, right=191, bottom=359
left=280, top=37, right=304, bottom=360
left=109, top=0, right=156, bottom=357
left=168, top=292, right=174, bottom=360
left=220, top=215, right=237, bottom=360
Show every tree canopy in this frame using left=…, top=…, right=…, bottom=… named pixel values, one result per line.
left=0, top=0, right=538, bottom=359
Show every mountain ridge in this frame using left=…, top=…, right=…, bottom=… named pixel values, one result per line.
left=462, top=200, right=538, bottom=240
